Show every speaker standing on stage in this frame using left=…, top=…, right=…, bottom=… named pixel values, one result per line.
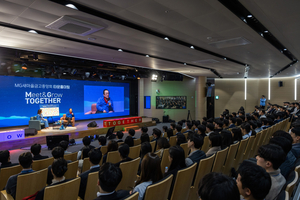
left=96, top=89, right=114, bottom=113
left=37, top=109, right=49, bottom=129
left=260, top=95, right=266, bottom=109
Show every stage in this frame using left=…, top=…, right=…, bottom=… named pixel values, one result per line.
left=0, top=117, right=155, bottom=151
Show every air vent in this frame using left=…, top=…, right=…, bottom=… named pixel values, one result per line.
left=46, top=16, right=105, bottom=36
left=192, top=59, right=219, bottom=64
left=209, top=37, right=251, bottom=49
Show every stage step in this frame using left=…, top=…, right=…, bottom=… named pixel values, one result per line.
left=123, top=126, right=140, bottom=131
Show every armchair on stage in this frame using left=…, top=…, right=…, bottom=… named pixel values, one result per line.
left=29, top=116, right=44, bottom=131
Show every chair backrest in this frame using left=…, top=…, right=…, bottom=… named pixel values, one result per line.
left=117, top=157, right=141, bottom=191
left=201, top=136, right=210, bottom=153
left=144, top=174, right=173, bottom=200
left=15, top=168, right=48, bottom=200
left=134, top=139, right=141, bottom=146
left=257, top=129, right=267, bottom=147
left=44, top=177, right=81, bottom=200
left=124, top=192, right=139, bottom=200
left=170, top=163, right=197, bottom=200
left=32, top=157, right=54, bottom=171
left=243, top=136, right=256, bottom=160
left=169, top=136, right=177, bottom=147
left=295, top=165, right=300, bottom=175
left=100, top=146, right=108, bottom=156
left=233, top=138, right=249, bottom=170
left=0, top=165, right=22, bottom=190
left=64, top=160, right=79, bottom=179
left=118, top=142, right=124, bottom=147
left=183, top=132, right=188, bottom=140
left=107, top=150, right=122, bottom=164
left=83, top=171, right=98, bottom=200
left=154, top=150, right=162, bottom=158
left=211, top=147, right=229, bottom=173
left=181, top=128, right=187, bottom=133
left=250, top=131, right=262, bottom=158
left=150, top=141, right=156, bottom=153
left=180, top=143, right=189, bottom=158
left=222, top=142, right=240, bottom=176
left=285, top=171, right=298, bottom=198
left=128, top=145, right=141, bottom=159
left=192, top=154, right=215, bottom=189
left=64, top=152, right=77, bottom=162
left=149, top=135, right=153, bottom=141
left=160, top=148, right=170, bottom=173
left=81, top=157, right=90, bottom=173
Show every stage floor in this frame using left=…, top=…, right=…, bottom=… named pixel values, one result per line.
left=0, top=117, right=155, bottom=151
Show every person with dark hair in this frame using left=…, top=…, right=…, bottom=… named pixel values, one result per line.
left=261, top=118, right=272, bottom=129
left=59, top=140, right=72, bottom=154
left=206, top=132, right=222, bottom=157
left=223, top=119, right=229, bottom=129
left=124, top=136, right=134, bottom=147
left=116, top=131, right=124, bottom=143
left=236, top=161, right=271, bottom=200
left=290, top=127, right=300, bottom=158
left=98, top=136, right=107, bottom=148
left=176, top=133, right=187, bottom=146
left=255, top=120, right=263, bottom=133
left=206, top=123, right=214, bottom=136
left=96, top=89, right=114, bottom=113
left=77, top=136, right=96, bottom=160
left=162, top=126, right=168, bottom=134
left=166, top=128, right=174, bottom=140
left=202, top=117, right=207, bottom=122
left=170, top=123, right=176, bottom=131
left=78, top=149, right=102, bottom=199
left=128, top=129, right=136, bottom=139
left=214, top=120, right=223, bottom=133
left=35, top=159, right=69, bottom=200
left=198, top=172, right=240, bottom=200
left=132, top=153, right=163, bottom=200
left=236, top=118, right=243, bottom=126
left=197, top=125, right=206, bottom=138
left=183, top=123, right=193, bottom=133
left=152, top=128, right=162, bottom=151
left=177, top=121, right=183, bottom=127
left=269, top=136, right=296, bottom=178
left=115, top=144, right=133, bottom=167
left=102, top=140, right=118, bottom=164
left=220, top=130, right=233, bottom=149
left=259, top=109, right=266, bottom=119
left=256, top=144, right=286, bottom=200
left=164, top=146, right=186, bottom=199
left=175, top=125, right=182, bottom=135
left=185, top=133, right=206, bottom=167
left=193, top=121, right=200, bottom=132
left=30, top=143, right=49, bottom=160
left=141, top=126, right=148, bottom=134
left=6, top=152, right=34, bottom=199
left=138, top=142, right=152, bottom=175
left=241, top=123, right=252, bottom=139
left=231, top=127, right=242, bottom=143
left=140, top=133, right=150, bottom=144
left=228, top=117, right=236, bottom=129
left=155, top=137, right=170, bottom=159
left=0, top=150, right=17, bottom=169
left=95, top=163, right=129, bottom=200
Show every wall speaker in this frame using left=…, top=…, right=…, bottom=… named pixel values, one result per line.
left=278, top=81, right=283, bottom=87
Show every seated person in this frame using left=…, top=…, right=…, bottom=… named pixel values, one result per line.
left=290, top=127, right=300, bottom=158
left=6, top=152, right=34, bottom=199
left=96, top=89, right=114, bottom=113
left=176, top=133, right=187, bottom=146
left=151, top=128, right=162, bottom=151
left=0, top=150, right=17, bottom=169
left=37, top=109, right=49, bottom=129
left=116, top=131, right=124, bottom=143
left=95, top=163, right=129, bottom=200
left=78, top=149, right=102, bottom=199
left=256, top=144, right=286, bottom=200
left=228, top=118, right=236, bottom=128
left=236, top=161, right=271, bottom=200
left=206, top=132, right=222, bottom=157
left=206, top=123, right=214, bottom=136
left=66, top=108, right=75, bottom=127
left=31, top=143, right=49, bottom=160
left=197, top=125, right=207, bottom=138
left=124, top=136, right=134, bottom=147
left=166, top=128, right=174, bottom=140
left=141, top=126, right=148, bottom=135
left=155, top=137, right=170, bottom=159
left=114, top=144, right=133, bottom=167
left=128, top=129, right=136, bottom=139
left=138, top=142, right=152, bottom=175
left=102, top=140, right=118, bottom=164
left=214, top=120, right=223, bottom=133
left=183, top=123, right=193, bottom=133
left=77, top=136, right=96, bottom=160
left=98, top=136, right=107, bottom=149
left=59, top=140, right=72, bottom=154
left=185, top=132, right=206, bottom=167
left=35, top=159, right=69, bottom=200
left=140, top=133, right=150, bottom=144
left=198, top=172, right=240, bottom=200
left=175, top=125, right=182, bottom=135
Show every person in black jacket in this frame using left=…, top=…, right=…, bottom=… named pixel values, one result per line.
left=0, top=150, right=17, bottom=169
left=185, top=132, right=206, bottom=167
left=78, top=148, right=102, bottom=199
left=114, top=144, right=133, bottom=167
left=94, top=163, right=129, bottom=200
left=31, top=143, right=49, bottom=161
left=35, top=158, right=69, bottom=200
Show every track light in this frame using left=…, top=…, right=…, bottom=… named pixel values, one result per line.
left=247, top=15, right=252, bottom=18
left=85, top=72, right=90, bottom=78
left=28, top=30, right=38, bottom=34
left=118, top=49, right=123, bottom=52
left=65, top=4, right=78, bottom=10
left=164, top=37, right=169, bottom=41
left=146, top=55, right=149, bottom=57
left=190, top=46, right=195, bottom=49
left=121, top=75, right=125, bottom=80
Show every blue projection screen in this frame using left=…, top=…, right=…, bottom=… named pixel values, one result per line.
left=0, top=75, right=130, bottom=128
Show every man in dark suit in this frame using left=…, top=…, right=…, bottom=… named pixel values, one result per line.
left=31, top=143, right=49, bottom=161
left=79, top=148, right=102, bottom=199
left=116, top=131, right=124, bottom=143
left=94, top=163, right=129, bottom=200
left=114, top=144, right=133, bottom=167
left=0, top=150, right=17, bottom=169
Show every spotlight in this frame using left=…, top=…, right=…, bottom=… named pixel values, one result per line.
left=85, top=72, right=90, bottom=78
left=121, top=75, right=125, bottom=80
left=118, top=49, right=123, bottom=52
left=164, top=37, right=169, bottom=41
left=146, top=55, right=150, bottom=57
left=151, top=74, right=158, bottom=82
left=247, top=14, right=252, bottom=18
left=99, top=75, right=103, bottom=80
left=28, top=30, right=38, bottom=34
left=65, top=4, right=78, bottom=10
left=190, top=46, right=195, bottom=49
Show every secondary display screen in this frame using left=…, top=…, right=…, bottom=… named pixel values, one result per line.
left=0, top=75, right=130, bottom=128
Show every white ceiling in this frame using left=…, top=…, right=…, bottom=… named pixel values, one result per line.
left=0, top=0, right=299, bottom=78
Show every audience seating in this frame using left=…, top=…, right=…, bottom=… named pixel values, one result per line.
left=32, top=157, right=54, bottom=171
left=160, top=148, right=170, bottom=173
left=100, top=146, right=108, bottom=157
left=79, top=171, right=98, bottom=200
left=233, top=138, right=249, bottom=170
left=201, top=136, right=210, bottom=153
left=117, top=157, right=141, bottom=191
left=169, top=136, right=177, bottom=147
left=150, top=141, right=156, bottom=153
left=43, top=177, right=81, bottom=200
left=1, top=168, right=47, bottom=200
left=183, top=132, right=188, bottom=140
left=143, top=174, right=173, bottom=200
left=212, top=147, right=229, bottom=173
left=180, top=143, right=189, bottom=158
left=188, top=154, right=215, bottom=200
left=181, top=128, right=187, bottom=133
left=163, top=132, right=168, bottom=138
left=277, top=190, right=288, bottom=200
left=222, top=142, right=239, bottom=176
left=243, top=136, right=256, bottom=160
left=81, top=157, right=90, bottom=173
left=0, top=165, right=22, bottom=191
left=107, top=151, right=122, bottom=164
left=64, top=160, right=79, bottom=179
left=128, top=145, right=141, bottom=159
left=154, top=150, right=162, bottom=158
left=170, top=163, right=197, bottom=200
left=64, top=152, right=78, bottom=162
left=118, top=142, right=124, bottom=147
left=149, top=135, right=153, bottom=141
left=124, top=192, right=139, bottom=200
left=249, top=131, right=262, bottom=158
left=133, top=139, right=141, bottom=146
left=286, top=171, right=298, bottom=198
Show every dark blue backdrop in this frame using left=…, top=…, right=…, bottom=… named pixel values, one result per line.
left=0, top=75, right=130, bottom=128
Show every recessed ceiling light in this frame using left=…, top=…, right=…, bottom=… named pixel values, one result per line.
left=243, top=19, right=247, bottom=23
left=118, top=49, right=123, bottom=52
left=184, top=63, right=187, bottom=65
left=264, top=30, right=268, bottom=33
left=247, top=14, right=252, bottom=18
left=190, top=46, right=195, bottom=49
left=260, top=33, right=264, bottom=37
left=224, top=57, right=227, bottom=60
left=65, top=4, right=78, bottom=10
left=146, top=55, right=149, bottom=57
left=28, top=30, right=38, bottom=34
left=283, top=48, right=287, bottom=51
left=164, top=37, right=169, bottom=41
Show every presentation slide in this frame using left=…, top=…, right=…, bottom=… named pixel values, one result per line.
left=0, top=75, right=130, bottom=128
